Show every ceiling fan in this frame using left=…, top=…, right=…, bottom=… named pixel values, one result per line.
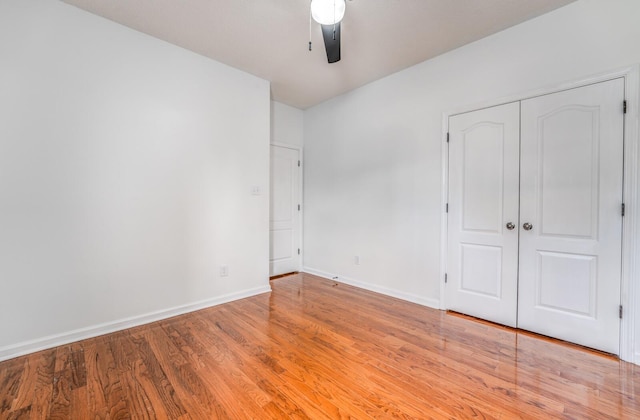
left=310, top=0, right=347, bottom=63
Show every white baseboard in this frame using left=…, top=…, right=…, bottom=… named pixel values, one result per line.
left=303, top=266, right=440, bottom=310
left=0, top=285, right=271, bottom=362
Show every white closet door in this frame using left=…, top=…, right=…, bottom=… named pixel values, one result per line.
left=518, top=78, right=624, bottom=354
left=270, top=145, right=301, bottom=276
left=447, top=102, right=521, bottom=327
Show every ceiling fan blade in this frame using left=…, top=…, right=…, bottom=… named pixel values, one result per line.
left=320, top=22, right=341, bottom=63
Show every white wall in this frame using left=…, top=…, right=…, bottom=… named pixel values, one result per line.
left=303, top=0, right=640, bottom=345
left=0, top=0, right=271, bottom=360
left=271, top=101, right=304, bottom=147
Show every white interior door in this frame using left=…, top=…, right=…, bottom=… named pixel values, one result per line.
left=518, top=79, right=624, bottom=354
left=270, top=145, right=301, bottom=276
left=447, top=102, right=521, bottom=327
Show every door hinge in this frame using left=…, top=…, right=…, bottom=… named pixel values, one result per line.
left=298, top=160, right=301, bottom=167
left=622, top=203, right=625, bottom=216
left=446, top=132, right=450, bottom=143
left=445, top=273, right=448, bottom=283
left=298, top=204, right=301, bottom=211
left=623, top=100, right=627, bottom=114
left=619, top=305, right=623, bottom=319
left=298, top=248, right=301, bottom=255
left=446, top=203, right=449, bottom=213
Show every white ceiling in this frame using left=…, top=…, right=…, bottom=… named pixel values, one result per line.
left=62, top=0, right=576, bottom=109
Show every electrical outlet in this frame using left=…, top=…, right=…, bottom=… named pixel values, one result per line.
left=354, top=255, right=360, bottom=265
left=220, top=265, right=229, bottom=277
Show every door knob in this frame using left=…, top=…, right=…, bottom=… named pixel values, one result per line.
left=506, top=222, right=515, bottom=230
left=523, top=222, right=533, bottom=231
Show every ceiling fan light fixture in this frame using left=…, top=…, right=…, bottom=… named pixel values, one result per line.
left=311, top=0, right=346, bottom=25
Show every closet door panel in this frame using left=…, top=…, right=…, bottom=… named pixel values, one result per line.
left=446, top=102, right=520, bottom=327
left=518, top=78, right=624, bottom=354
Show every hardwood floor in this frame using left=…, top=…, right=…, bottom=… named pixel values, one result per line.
left=1, top=272, right=639, bottom=419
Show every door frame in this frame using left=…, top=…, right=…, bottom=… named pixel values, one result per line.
left=440, top=65, right=640, bottom=363
left=270, top=142, right=304, bottom=275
